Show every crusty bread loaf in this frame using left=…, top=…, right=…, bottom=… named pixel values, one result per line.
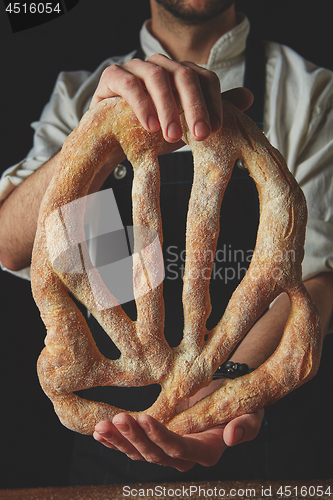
left=31, top=97, right=321, bottom=435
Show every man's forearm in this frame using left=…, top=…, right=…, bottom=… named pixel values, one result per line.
left=0, top=154, right=60, bottom=271
left=0, top=144, right=125, bottom=273
left=232, top=271, right=333, bottom=369
left=188, top=272, right=333, bottom=408
left=230, top=292, right=290, bottom=369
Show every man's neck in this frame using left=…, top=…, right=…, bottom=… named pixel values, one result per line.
left=148, top=3, right=238, bottom=65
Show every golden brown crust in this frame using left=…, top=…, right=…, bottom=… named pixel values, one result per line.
left=31, top=97, right=321, bottom=436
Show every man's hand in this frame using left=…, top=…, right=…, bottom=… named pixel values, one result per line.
left=90, top=54, right=221, bottom=143
left=93, top=410, right=264, bottom=471
left=90, top=53, right=253, bottom=147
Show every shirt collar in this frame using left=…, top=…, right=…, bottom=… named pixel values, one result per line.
left=139, top=13, right=249, bottom=70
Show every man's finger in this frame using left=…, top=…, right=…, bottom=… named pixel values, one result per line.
left=90, top=63, right=161, bottom=134
left=222, top=87, right=254, bottom=112
left=179, top=61, right=222, bottom=133
left=137, top=414, right=226, bottom=467
left=223, top=409, right=265, bottom=447
left=95, top=415, right=195, bottom=470
left=94, top=419, right=145, bottom=461
left=147, top=54, right=219, bottom=140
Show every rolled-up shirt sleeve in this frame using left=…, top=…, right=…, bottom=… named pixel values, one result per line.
left=0, top=70, right=91, bottom=278
left=265, top=41, right=333, bottom=282
left=293, top=77, right=333, bottom=281
left=0, top=56, right=133, bottom=279
left=1, top=69, right=93, bottom=203
left=0, top=53, right=135, bottom=204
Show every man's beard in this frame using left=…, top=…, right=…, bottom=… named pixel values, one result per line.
left=154, top=0, right=235, bottom=25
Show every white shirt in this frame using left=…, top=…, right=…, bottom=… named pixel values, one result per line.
left=1, top=15, right=333, bottom=281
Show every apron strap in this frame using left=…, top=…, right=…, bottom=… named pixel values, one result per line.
left=134, top=46, right=145, bottom=61
left=243, top=34, right=266, bottom=130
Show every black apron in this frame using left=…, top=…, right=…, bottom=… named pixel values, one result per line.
left=69, top=35, right=267, bottom=486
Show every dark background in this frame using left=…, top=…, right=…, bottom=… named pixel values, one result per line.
left=1, top=0, right=333, bottom=490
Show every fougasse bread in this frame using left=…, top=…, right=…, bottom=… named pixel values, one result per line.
left=31, top=96, right=321, bottom=435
